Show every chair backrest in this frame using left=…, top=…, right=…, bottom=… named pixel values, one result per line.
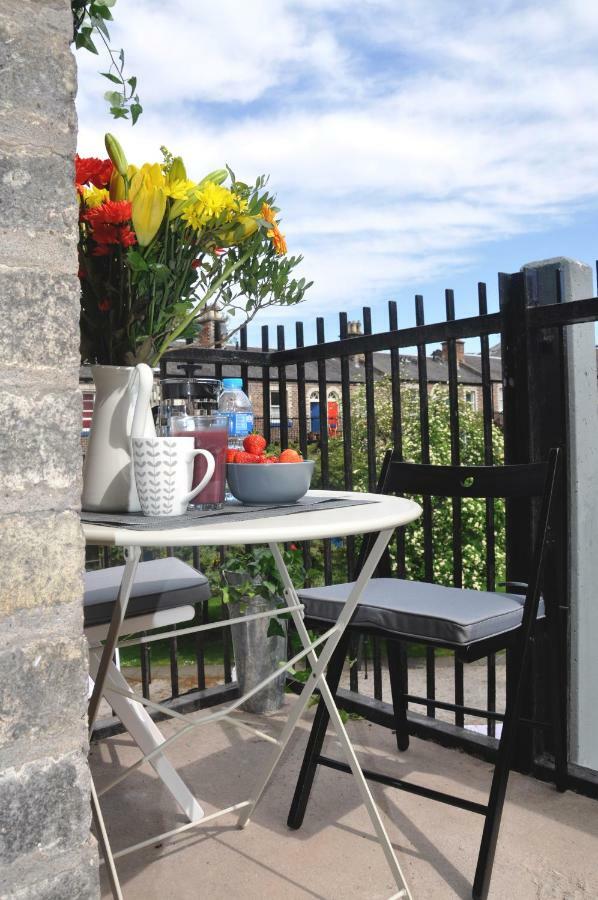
left=355, top=447, right=562, bottom=587
left=380, top=457, right=549, bottom=499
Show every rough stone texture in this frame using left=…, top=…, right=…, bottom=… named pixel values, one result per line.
left=0, top=753, right=90, bottom=866
left=1, top=843, right=98, bottom=900
left=0, top=270, right=81, bottom=372
left=0, top=511, right=83, bottom=616
left=0, top=383, right=83, bottom=513
left=0, top=0, right=98, bottom=896
left=0, top=622, right=89, bottom=771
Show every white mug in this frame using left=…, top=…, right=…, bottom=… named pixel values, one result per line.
left=132, top=437, right=215, bottom=516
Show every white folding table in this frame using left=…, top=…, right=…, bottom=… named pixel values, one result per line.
left=83, top=489, right=422, bottom=900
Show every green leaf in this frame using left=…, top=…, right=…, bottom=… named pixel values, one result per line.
left=267, top=618, right=285, bottom=638
left=131, top=102, right=143, bottom=125
left=127, top=76, right=137, bottom=92
left=126, top=250, right=149, bottom=273
left=101, top=72, right=123, bottom=84
left=75, top=29, right=98, bottom=54
left=110, top=106, right=129, bottom=119
left=104, top=90, right=123, bottom=105
left=91, top=16, right=110, bottom=38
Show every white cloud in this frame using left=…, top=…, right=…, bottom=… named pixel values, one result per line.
left=76, top=0, right=598, bottom=321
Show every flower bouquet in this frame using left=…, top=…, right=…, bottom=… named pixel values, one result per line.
left=77, top=134, right=311, bottom=366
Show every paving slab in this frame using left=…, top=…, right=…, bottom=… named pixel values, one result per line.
left=90, top=698, right=598, bottom=900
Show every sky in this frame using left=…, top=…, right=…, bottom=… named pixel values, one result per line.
left=76, top=0, right=598, bottom=349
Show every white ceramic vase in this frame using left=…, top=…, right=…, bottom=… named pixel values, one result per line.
left=82, top=364, right=156, bottom=512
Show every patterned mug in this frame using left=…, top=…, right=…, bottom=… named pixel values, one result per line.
left=132, top=436, right=215, bottom=516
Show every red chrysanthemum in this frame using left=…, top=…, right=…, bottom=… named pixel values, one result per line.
left=85, top=200, right=132, bottom=226
left=118, top=225, right=137, bottom=248
left=92, top=243, right=112, bottom=257
left=90, top=221, right=137, bottom=255
left=75, top=155, right=114, bottom=189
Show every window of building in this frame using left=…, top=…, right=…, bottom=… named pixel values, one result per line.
left=465, top=390, right=477, bottom=410
left=496, top=384, right=504, bottom=413
left=270, top=388, right=291, bottom=423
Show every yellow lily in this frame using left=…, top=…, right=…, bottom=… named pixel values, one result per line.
left=109, top=164, right=138, bottom=202
left=105, top=133, right=128, bottom=177
left=167, top=156, right=187, bottom=184
left=129, top=163, right=167, bottom=246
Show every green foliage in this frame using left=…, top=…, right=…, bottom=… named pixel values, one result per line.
left=222, top=545, right=308, bottom=637
left=309, top=379, right=505, bottom=590
left=71, top=1, right=142, bottom=123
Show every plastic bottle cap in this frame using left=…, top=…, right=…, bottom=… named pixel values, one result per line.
left=222, top=377, right=244, bottom=390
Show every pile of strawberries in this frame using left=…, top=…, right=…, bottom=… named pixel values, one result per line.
left=227, top=434, right=303, bottom=464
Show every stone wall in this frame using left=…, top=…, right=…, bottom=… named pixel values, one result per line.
left=0, top=2, right=98, bottom=897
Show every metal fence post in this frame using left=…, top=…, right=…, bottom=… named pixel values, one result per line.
left=499, top=272, right=536, bottom=771
left=522, top=258, right=598, bottom=778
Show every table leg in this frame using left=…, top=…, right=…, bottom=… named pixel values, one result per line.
left=238, top=532, right=412, bottom=900
left=88, top=545, right=141, bottom=732
left=88, top=545, right=140, bottom=900
left=90, top=775, right=123, bottom=900
left=89, top=650, right=204, bottom=823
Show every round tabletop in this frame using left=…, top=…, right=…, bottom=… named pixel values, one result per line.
left=82, top=490, right=422, bottom=548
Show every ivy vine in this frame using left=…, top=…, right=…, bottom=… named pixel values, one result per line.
left=71, top=0, right=142, bottom=124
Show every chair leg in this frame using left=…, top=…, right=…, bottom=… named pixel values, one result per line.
left=287, top=631, right=349, bottom=830
left=550, top=612, right=568, bottom=793
left=473, top=634, right=536, bottom=899
left=387, top=639, right=410, bottom=751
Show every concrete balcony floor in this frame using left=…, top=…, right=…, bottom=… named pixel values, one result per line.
left=91, top=698, right=598, bottom=900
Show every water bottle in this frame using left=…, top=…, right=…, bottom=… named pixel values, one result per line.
left=218, top=377, right=254, bottom=450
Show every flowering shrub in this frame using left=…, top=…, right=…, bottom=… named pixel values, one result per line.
left=310, top=378, right=505, bottom=590
left=77, top=135, right=311, bottom=366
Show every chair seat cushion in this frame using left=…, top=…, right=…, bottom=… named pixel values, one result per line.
left=299, top=578, right=544, bottom=646
left=84, top=557, right=210, bottom=628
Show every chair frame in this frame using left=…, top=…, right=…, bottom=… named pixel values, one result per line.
left=288, top=447, right=564, bottom=900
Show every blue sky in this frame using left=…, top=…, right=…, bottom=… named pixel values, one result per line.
left=76, top=0, right=598, bottom=349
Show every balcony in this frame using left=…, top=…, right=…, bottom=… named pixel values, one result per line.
left=92, top=699, right=598, bottom=899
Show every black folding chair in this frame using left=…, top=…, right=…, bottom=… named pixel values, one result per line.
left=288, top=447, right=564, bottom=900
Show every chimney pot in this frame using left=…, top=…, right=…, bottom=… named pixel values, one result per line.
left=440, top=340, right=465, bottom=365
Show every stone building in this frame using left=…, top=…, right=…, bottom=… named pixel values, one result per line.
left=1, top=2, right=99, bottom=897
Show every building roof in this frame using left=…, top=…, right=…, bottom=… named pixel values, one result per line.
left=156, top=347, right=502, bottom=386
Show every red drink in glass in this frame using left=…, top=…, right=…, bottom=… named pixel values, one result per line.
left=172, top=415, right=228, bottom=508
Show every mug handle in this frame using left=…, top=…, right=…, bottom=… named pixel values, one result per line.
left=184, top=449, right=216, bottom=503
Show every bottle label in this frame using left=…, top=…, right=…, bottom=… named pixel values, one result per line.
left=227, top=412, right=253, bottom=438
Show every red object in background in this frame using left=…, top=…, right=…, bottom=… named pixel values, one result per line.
left=82, top=391, right=95, bottom=432
left=327, top=400, right=339, bottom=437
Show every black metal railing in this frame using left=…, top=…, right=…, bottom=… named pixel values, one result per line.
left=86, top=270, right=598, bottom=794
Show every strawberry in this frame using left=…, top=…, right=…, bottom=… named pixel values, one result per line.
left=279, top=449, right=303, bottom=463
left=243, top=433, right=267, bottom=455
left=233, top=451, right=263, bottom=464
left=226, top=449, right=239, bottom=463
left=259, top=455, right=279, bottom=463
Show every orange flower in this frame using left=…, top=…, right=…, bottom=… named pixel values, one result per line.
left=267, top=225, right=287, bottom=255
left=261, top=202, right=277, bottom=224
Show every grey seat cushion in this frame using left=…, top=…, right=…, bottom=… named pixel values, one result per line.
left=84, top=557, right=211, bottom=628
left=299, top=578, right=544, bottom=646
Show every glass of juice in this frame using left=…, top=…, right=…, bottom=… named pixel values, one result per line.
left=172, top=414, right=228, bottom=509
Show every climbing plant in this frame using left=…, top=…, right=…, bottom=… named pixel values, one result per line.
left=71, top=0, right=142, bottom=124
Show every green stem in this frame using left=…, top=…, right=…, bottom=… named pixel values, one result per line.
left=150, top=247, right=253, bottom=366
